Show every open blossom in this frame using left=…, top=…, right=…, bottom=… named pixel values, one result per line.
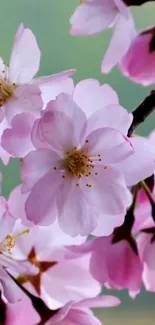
left=0, top=24, right=42, bottom=125
left=9, top=219, right=100, bottom=309
left=0, top=183, right=39, bottom=304
left=16, top=78, right=155, bottom=236
left=20, top=91, right=135, bottom=236
left=0, top=23, right=74, bottom=123
left=46, top=296, right=120, bottom=325
left=69, top=228, right=143, bottom=298
left=3, top=77, right=155, bottom=185
left=120, top=26, right=155, bottom=85
left=70, top=0, right=136, bottom=73
left=0, top=23, right=75, bottom=164
left=89, top=236, right=142, bottom=298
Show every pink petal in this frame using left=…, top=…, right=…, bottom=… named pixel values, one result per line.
left=33, top=70, right=75, bottom=108
left=6, top=298, right=40, bottom=325
left=31, top=118, right=52, bottom=150
left=2, top=113, right=35, bottom=158
left=90, top=237, right=142, bottom=295
left=142, top=264, right=155, bottom=292
left=107, top=240, right=142, bottom=295
left=92, top=212, right=125, bottom=237
left=45, top=93, right=87, bottom=145
left=40, top=220, right=86, bottom=247
left=9, top=25, right=40, bottom=83
left=34, top=109, right=76, bottom=154
left=73, top=79, right=119, bottom=118
left=0, top=254, right=38, bottom=276
left=57, top=179, right=98, bottom=236
left=120, top=29, right=155, bottom=85
left=46, top=302, right=73, bottom=324
left=33, top=69, right=75, bottom=86
left=102, top=12, right=136, bottom=73
left=0, top=196, right=15, bottom=241
left=7, top=185, right=32, bottom=225
left=116, top=136, right=155, bottom=186
left=43, top=255, right=100, bottom=309
left=143, top=240, right=155, bottom=271
left=0, top=118, right=11, bottom=165
left=76, top=295, right=121, bottom=308
left=0, top=172, right=2, bottom=194
left=83, top=127, right=134, bottom=164
left=0, top=146, right=10, bottom=165
left=25, top=171, right=62, bottom=225
left=81, top=165, right=132, bottom=216
left=87, top=104, right=133, bottom=135
left=114, top=0, right=129, bottom=16
left=21, top=149, right=60, bottom=193
left=70, top=3, right=117, bottom=36
left=4, top=84, right=42, bottom=124
left=133, top=202, right=153, bottom=232
left=65, top=308, right=101, bottom=325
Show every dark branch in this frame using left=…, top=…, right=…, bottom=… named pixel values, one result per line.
left=0, top=292, right=6, bottom=324
left=128, top=90, right=155, bottom=136
left=6, top=271, right=57, bottom=325
left=123, top=0, right=155, bottom=6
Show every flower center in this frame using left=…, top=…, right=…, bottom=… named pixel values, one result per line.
left=0, top=80, right=15, bottom=107
left=0, top=229, right=30, bottom=255
left=62, top=149, right=89, bottom=177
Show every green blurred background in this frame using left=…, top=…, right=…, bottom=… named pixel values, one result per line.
left=0, top=0, right=155, bottom=323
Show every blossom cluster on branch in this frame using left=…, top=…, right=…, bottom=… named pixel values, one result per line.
left=0, top=1, right=155, bottom=324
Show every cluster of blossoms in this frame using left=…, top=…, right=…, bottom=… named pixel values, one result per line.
left=0, top=0, right=155, bottom=324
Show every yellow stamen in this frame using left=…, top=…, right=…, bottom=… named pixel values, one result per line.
left=0, top=79, right=16, bottom=107
left=0, top=229, right=30, bottom=255
left=62, top=149, right=89, bottom=177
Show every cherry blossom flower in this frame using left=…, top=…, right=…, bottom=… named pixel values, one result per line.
left=0, top=23, right=75, bottom=164
left=0, top=189, right=39, bottom=305
left=20, top=92, right=134, bottom=236
left=3, top=77, right=155, bottom=185
left=70, top=1, right=136, bottom=73
left=10, top=220, right=100, bottom=309
left=0, top=24, right=42, bottom=125
left=69, top=232, right=143, bottom=298
left=90, top=236, right=143, bottom=298
left=120, top=26, right=155, bottom=85
left=45, top=295, right=120, bottom=325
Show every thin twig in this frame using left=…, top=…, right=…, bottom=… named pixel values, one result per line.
left=128, top=90, right=155, bottom=136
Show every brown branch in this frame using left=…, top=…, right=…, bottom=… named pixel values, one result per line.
left=128, top=90, right=155, bottom=136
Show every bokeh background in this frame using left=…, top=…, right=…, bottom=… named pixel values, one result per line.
left=0, top=0, right=155, bottom=323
